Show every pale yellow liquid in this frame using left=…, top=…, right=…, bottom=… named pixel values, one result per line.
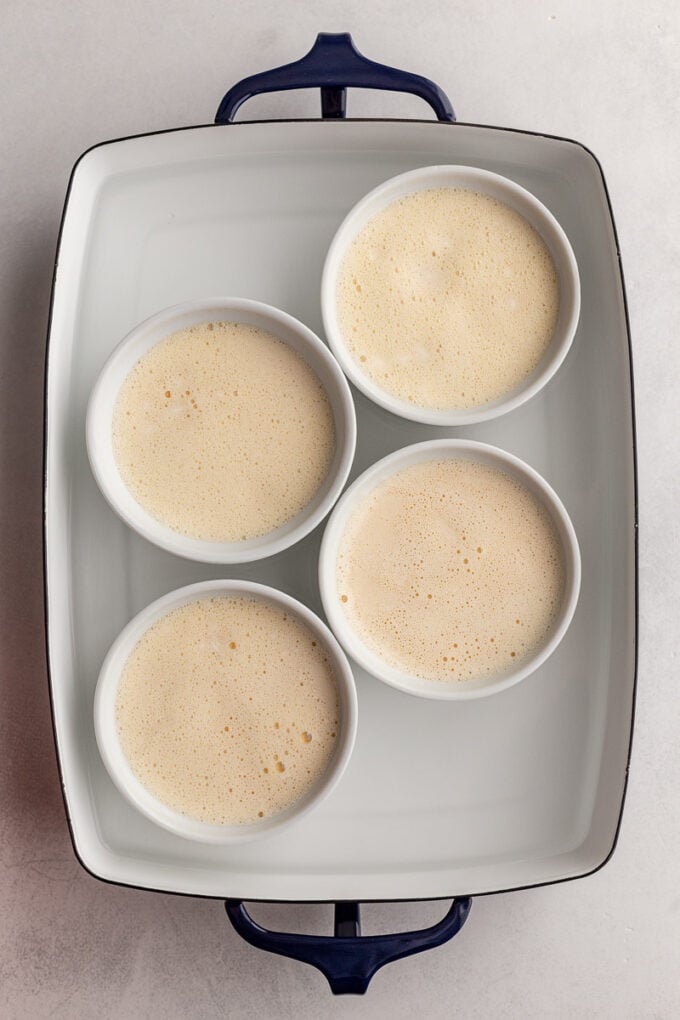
left=336, top=459, right=565, bottom=682
left=116, top=596, right=340, bottom=825
left=112, top=322, right=336, bottom=541
left=336, top=188, right=560, bottom=409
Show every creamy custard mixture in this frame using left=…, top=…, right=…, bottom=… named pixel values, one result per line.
left=336, top=459, right=565, bottom=682
left=336, top=187, right=560, bottom=409
left=112, top=322, right=336, bottom=541
left=116, top=596, right=340, bottom=825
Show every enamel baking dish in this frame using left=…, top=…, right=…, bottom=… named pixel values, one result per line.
left=43, top=34, right=637, bottom=993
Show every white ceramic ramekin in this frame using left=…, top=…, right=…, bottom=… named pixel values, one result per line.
left=94, top=579, right=358, bottom=844
left=319, top=439, right=581, bottom=700
left=321, top=165, right=580, bottom=426
left=86, top=298, right=356, bottom=563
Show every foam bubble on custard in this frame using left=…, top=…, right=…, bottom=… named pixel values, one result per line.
left=116, top=596, right=340, bottom=825
left=112, top=321, right=336, bottom=542
left=336, top=188, right=560, bottom=409
left=336, top=459, right=565, bottom=682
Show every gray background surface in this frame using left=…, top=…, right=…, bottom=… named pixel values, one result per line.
left=1, top=1, right=679, bottom=1016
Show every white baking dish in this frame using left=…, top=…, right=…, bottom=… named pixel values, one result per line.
left=44, top=90, right=636, bottom=907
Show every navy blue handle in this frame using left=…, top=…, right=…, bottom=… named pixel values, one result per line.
left=225, top=897, right=472, bottom=995
left=215, top=33, right=456, bottom=124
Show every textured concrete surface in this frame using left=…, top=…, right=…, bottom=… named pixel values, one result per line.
left=1, top=1, right=679, bottom=1016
